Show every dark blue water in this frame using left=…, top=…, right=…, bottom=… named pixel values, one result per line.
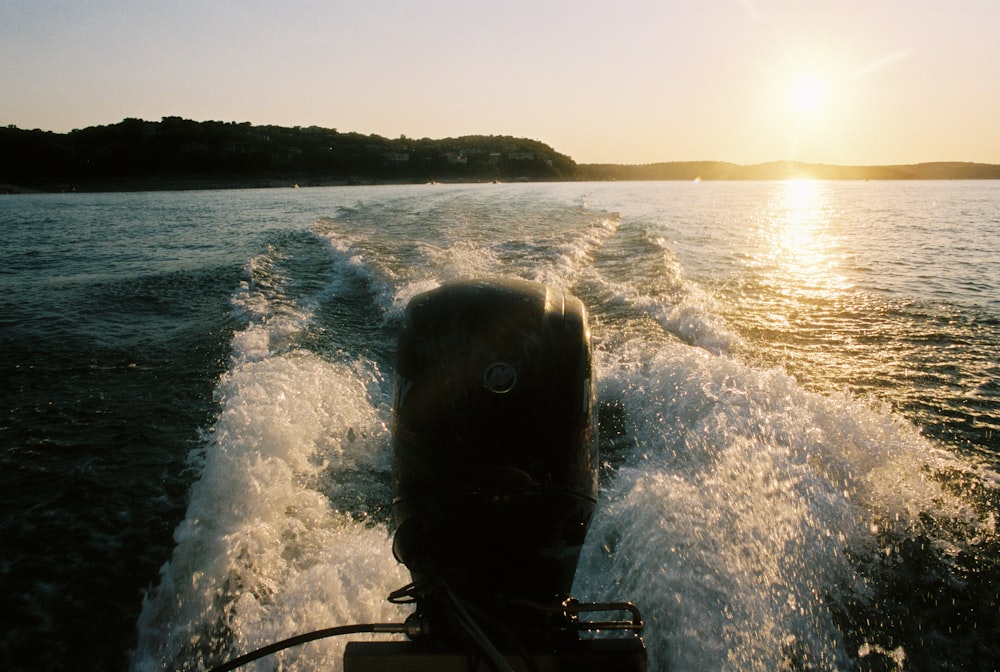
left=1, top=190, right=312, bottom=671
left=2, top=182, right=998, bottom=671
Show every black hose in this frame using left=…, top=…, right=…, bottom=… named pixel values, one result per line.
left=443, top=588, right=515, bottom=672
left=206, top=622, right=408, bottom=672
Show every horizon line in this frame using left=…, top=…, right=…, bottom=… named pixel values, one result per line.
left=4, top=118, right=998, bottom=170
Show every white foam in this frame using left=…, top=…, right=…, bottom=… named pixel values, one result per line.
left=134, top=235, right=409, bottom=672
left=228, top=248, right=316, bottom=363
left=315, top=210, right=628, bottom=323
left=528, top=214, right=622, bottom=290
left=133, top=348, right=407, bottom=672
left=574, top=339, right=990, bottom=671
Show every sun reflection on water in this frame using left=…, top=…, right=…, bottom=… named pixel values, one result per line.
left=756, top=179, right=849, bottom=298
left=730, top=179, right=867, bottom=396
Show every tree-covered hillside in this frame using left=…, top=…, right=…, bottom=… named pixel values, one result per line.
left=577, top=160, right=1000, bottom=181
left=1, top=117, right=577, bottom=189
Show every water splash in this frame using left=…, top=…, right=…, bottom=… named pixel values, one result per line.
left=133, top=184, right=1000, bottom=672
left=576, top=338, right=996, bottom=671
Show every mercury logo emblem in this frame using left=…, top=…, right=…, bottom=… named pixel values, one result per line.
left=483, top=362, right=517, bottom=394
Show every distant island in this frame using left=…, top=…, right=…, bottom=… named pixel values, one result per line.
left=3, top=117, right=999, bottom=193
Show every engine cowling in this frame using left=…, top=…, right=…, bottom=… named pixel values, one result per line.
left=391, top=279, right=598, bottom=608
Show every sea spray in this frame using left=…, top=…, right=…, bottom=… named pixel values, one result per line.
left=575, top=337, right=995, bottom=671
left=132, top=347, right=407, bottom=672
left=133, top=239, right=407, bottom=671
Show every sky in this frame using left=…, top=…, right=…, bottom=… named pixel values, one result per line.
left=2, top=0, right=999, bottom=166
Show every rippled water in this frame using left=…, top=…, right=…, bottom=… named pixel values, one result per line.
left=2, top=181, right=998, bottom=671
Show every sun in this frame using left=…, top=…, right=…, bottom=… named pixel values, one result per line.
left=789, top=72, right=828, bottom=116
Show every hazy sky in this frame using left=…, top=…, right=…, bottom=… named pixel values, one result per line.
left=3, top=0, right=998, bottom=165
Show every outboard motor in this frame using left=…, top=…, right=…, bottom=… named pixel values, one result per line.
left=391, top=279, right=597, bottom=616
left=347, top=279, right=644, bottom=671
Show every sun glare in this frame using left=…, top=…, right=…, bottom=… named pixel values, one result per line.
left=790, top=72, right=828, bottom=116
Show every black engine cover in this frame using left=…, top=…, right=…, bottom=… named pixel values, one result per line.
left=391, top=279, right=597, bottom=606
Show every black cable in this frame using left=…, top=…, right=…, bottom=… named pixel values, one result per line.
left=462, top=600, right=541, bottom=672
left=205, top=622, right=408, bottom=672
left=443, top=588, right=515, bottom=672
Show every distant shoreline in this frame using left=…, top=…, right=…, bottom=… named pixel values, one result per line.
left=5, top=166, right=1000, bottom=196
left=577, top=160, right=1000, bottom=182
left=3, top=118, right=999, bottom=193
left=0, top=176, right=562, bottom=195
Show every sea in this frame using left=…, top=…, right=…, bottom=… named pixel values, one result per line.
left=1, top=180, right=998, bottom=672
